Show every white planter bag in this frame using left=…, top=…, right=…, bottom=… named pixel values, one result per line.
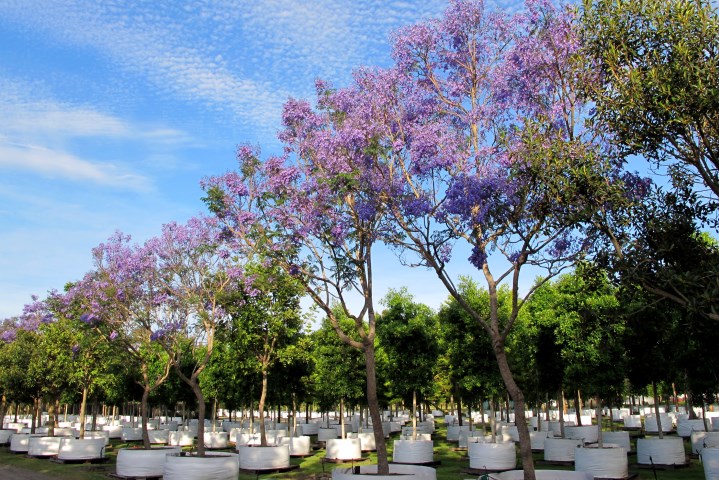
left=332, top=464, right=437, bottom=480
left=498, top=470, right=592, bottom=480
left=468, top=442, right=516, bottom=470
left=28, top=436, right=62, bottom=457
left=148, top=429, right=169, bottom=444
left=636, top=437, right=686, bottom=465
left=644, top=413, right=673, bottom=433
left=169, top=430, right=195, bottom=446
left=677, top=418, right=706, bottom=437
left=58, top=437, right=106, bottom=460
left=692, top=431, right=719, bottom=454
left=326, top=438, right=362, bottom=460
left=10, top=434, right=42, bottom=453
left=318, top=427, right=339, bottom=441
left=299, top=422, right=319, bottom=435
left=529, top=431, right=548, bottom=451
left=116, top=446, right=181, bottom=477
left=278, top=435, right=311, bottom=456
left=204, top=431, right=229, bottom=449
left=102, top=425, right=123, bottom=438
left=164, top=452, right=239, bottom=480
left=703, top=447, right=719, bottom=480
left=574, top=445, right=628, bottom=479
left=565, top=426, right=598, bottom=444
left=393, top=439, right=434, bottom=464
left=597, top=431, right=630, bottom=452
left=544, top=437, right=582, bottom=462
left=0, top=429, right=15, bottom=444
left=237, top=444, right=290, bottom=470
left=121, top=427, right=143, bottom=442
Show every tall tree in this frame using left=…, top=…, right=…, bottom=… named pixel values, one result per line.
left=377, top=288, right=439, bottom=437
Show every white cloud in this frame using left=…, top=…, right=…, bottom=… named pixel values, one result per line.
left=0, top=140, right=151, bottom=190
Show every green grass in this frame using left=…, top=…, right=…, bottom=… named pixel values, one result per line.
left=0, top=422, right=709, bottom=479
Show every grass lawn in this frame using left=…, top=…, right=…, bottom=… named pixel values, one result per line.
left=0, top=421, right=708, bottom=479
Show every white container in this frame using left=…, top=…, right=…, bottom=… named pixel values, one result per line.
left=0, top=429, right=15, bottom=444
left=692, top=431, right=719, bottom=454
left=278, top=435, right=311, bottom=456
left=393, top=439, right=434, bottom=464
left=326, top=437, right=362, bottom=460
left=565, top=425, right=599, bottom=444
left=530, top=431, right=548, bottom=451
left=332, top=464, right=436, bottom=480
left=299, top=422, right=319, bottom=435
left=148, top=429, right=169, bottom=444
left=116, top=446, right=181, bottom=477
left=597, top=431, right=631, bottom=452
left=28, top=436, right=62, bottom=457
left=645, top=413, right=673, bottom=433
left=103, top=425, right=123, bottom=438
left=544, top=437, right=582, bottom=462
left=164, top=452, right=239, bottom=480
left=204, top=431, right=229, bottom=449
left=703, top=447, right=719, bottom=479
left=468, top=442, right=516, bottom=470
left=58, top=437, right=106, bottom=460
left=498, top=471, right=592, bottom=480
left=574, top=445, right=628, bottom=479
left=169, top=430, right=195, bottom=446
left=121, top=427, right=143, bottom=441
left=446, top=424, right=469, bottom=441
left=237, top=445, right=290, bottom=470
left=678, top=418, right=706, bottom=437
left=10, top=433, right=41, bottom=453
left=636, top=437, right=686, bottom=465
left=622, top=415, right=641, bottom=429
left=355, top=432, right=377, bottom=451
left=318, top=427, right=338, bottom=441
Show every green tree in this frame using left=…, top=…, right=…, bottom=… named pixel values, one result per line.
left=218, top=263, right=305, bottom=445
left=377, top=288, right=439, bottom=437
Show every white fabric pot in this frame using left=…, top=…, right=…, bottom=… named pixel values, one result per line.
left=574, top=445, right=628, bottom=479
left=549, top=421, right=575, bottom=435
left=326, top=438, right=362, bottom=460
left=204, top=431, right=229, bottom=449
left=446, top=425, right=469, bottom=441
left=0, top=429, right=15, bottom=444
left=102, top=425, right=123, bottom=438
left=544, top=438, right=582, bottom=462
left=164, top=452, right=239, bottom=480
left=505, top=425, right=520, bottom=443
left=402, top=433, right=432, bottom=441
left=278, top=435, right=311, bottom=456
left=148, top=429, right=169, bottom=444
left=238, top=445, right=290, bottom=470
left=597, top=431, right=630, bottom=452
left=10, top=434, right=42, bottom=453
left=122, top=427, right=143, bottom=441
left=235, top=432, right=260, bottom=447
left=28, top=436, right=62, bottom=456
left=498, top=470, right=592, bottom=480
left=636, top=437, right=686, bottom=465
left=565, top=426, right=599, bottom=444
left=53, top=427, right=74, bottom=437
left=318, top=427, right=339, bottom=441
left=645, top=413, right=673, bottom=433
left=169, top=430, right=195, bottom=446
left=468, top=442, right=516, bottom=470
left=83, top=431, right=110, bottom=445
left=332, top=464, right=437, bottom=480
left=58, top=437, right=106, bottom=460
left=692, top=431, right=719, bottom=454
left=678, top=418, right=706, bottom=437
left=703, top=447, right=719, bottom=480
left=393, top=439, right=434, bottom=464
left=355, top=432, right=376, bottom=451
left=622, top=415, right=641, bottom=428
left=530, top=431, right=548, bottom=451
left=116, top=446, right=181, bottom=477
left=299, top=422, right=319, bottom=435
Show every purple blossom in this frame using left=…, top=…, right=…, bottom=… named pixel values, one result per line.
left=109, top=330, right=118, bottom=341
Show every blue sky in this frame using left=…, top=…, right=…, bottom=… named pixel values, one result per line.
left=0, top=0, right=527, bottom=319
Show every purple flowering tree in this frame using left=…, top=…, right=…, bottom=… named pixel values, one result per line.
left=202, top=131, right=397, bottom=470
left=68, top=232, right=173, bottom=448
left=145, top=216, right=241, bottom=456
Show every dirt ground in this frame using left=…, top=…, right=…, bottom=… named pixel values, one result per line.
left=0, top=465, right=58, bottom=480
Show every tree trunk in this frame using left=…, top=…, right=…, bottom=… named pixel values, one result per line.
left=494, top=346, right=535, bottom=480
left=559, top=390, right=566, bottom=438
left=340, top=398, right=346, bottom=439
left=79, top=386, right=88, bottom=439
left=364, top=342, right=389, bottom=474
left=259, top=369, right=268, bottom=447
left=188, top=380, right=206, bottom=455
left=412, top=390, right=418, bottom=439
left=595, top=397, right=603, bottom=448
left=652, top=380, right=663, bottom=439
left=141, top=385, right=151, bottom=448
left=30, top=397, right=37, bottom=434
